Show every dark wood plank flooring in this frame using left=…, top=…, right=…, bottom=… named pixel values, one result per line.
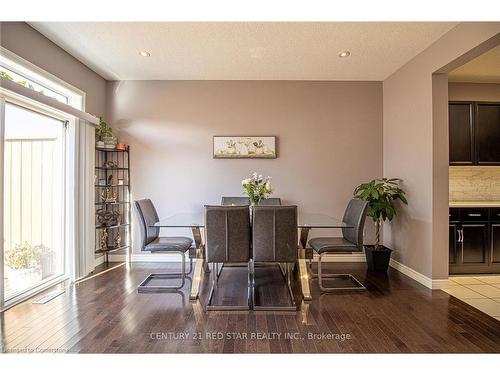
left=1, top=261, right=500, bottom=353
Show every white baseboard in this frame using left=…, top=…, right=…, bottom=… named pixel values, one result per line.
left=94, top=255, right=105, bottom=266
left=108, top=254, right=129, bottom=262
left=95, top=254, right=127, bottom=264
left=389, top=259, right=448, bottom=290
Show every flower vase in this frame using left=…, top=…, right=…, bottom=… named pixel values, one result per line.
left=249, top=202, right=257, bottom=222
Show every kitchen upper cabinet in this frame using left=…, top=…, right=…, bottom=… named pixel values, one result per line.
left=449, top=103, right=474, bottom=165
left=449, top=102, right=500, bottom=165
left=475, top=103, right=500, bottom=164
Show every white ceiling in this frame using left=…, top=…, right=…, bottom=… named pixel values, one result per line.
left=448, top=45, right=500, bottom=83
left=30, top=22, right=458, bottom=81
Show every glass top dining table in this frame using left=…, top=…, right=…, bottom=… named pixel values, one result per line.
left=153, top=211, right=350, bottom=228
left=152, top=211, right=350, bottom=302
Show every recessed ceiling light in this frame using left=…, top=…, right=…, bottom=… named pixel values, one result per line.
left=339, top=51, right=351, bottom=58
left=139, top=51, right=151, bottom=57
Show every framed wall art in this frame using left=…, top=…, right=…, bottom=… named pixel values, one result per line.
left=213, top=136, right=277, bottom=159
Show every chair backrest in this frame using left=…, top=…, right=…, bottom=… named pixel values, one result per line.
left=134, top=199, right=160, bottom=251
left=252, top=205, right=298, bottom=263
left=341, top=199, right=369, bottom=250
left=258, top=197, right=282, bottom=206
left=205, top=205, right=251, bottom=263
left=221, top=196, right=250, bottom=206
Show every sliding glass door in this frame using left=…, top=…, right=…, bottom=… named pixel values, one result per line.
left=3, top=102, right=67, bottom=302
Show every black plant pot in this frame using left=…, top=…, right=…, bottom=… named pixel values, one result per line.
left=365, top=245, right=393, bottom=273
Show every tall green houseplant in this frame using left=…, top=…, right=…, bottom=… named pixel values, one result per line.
left=353, top=178, right=408, bottom=248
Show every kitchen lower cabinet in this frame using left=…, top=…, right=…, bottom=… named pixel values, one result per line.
left=492, top=224, right=500, bottom=264
left=449, top=224, right=458, bottom=265
left=461, top=224, right=488, bottom=264
left=449, top=207, right=500, bottom=274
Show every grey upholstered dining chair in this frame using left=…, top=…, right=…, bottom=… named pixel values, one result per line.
left=134, top=199, right=193, bottom=293
left=258, top=197, right=282, bottom=206
left=204, top=205, right=251, bottom=310
left=308, top=199, right=368, bottom=292
left=221, top=196, right=250, bottom=206
left=252, top=205, right=298, bottom=310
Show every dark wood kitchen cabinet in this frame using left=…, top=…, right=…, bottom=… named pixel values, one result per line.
left=449, top=102, right=474, bottom=165
left=491, top=224, right=500, bottom=264
left=449, top=224, right=458, bottom=265
left=449, top=102, right=500, bottom=165
left=461, top=224, right=488, bottom=264
left=449, top=207, right=500, bottom=274
left=475, top=103, right=500, bottom=164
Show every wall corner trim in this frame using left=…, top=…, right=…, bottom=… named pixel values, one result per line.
left=389, top=259, right=448, bottom=290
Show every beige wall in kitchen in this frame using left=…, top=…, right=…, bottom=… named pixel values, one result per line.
left=448, top=82, right=500, bottom=102
left=383, top=22, right=500, bottom=282
left=0, top=22, right=107, bottom=115
left=106, top=80, right=383, bottom=254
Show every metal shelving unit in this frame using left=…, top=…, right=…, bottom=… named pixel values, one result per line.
left=95, top=146, right=131, bottom=263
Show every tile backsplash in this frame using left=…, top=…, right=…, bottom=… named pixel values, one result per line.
left=449, top=166, right=500, bottom=202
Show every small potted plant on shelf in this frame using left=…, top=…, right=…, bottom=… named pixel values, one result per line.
left=95, top=116, right=116, bottom=148
left=354, top=178, right=408, bottom=272
left=242, top=172, right=273, bottom=205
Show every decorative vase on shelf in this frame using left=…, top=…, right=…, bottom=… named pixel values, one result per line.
left=102, top=136, right=117, bottom=149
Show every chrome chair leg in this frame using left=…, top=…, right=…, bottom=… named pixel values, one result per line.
left=137, top=251, right=190, bottom=293
left=316, top=253, right=366, bottom=292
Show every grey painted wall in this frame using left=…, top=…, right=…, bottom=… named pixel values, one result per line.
left=106, top=80, right=383, bottom=254
left=0, top=22, right=107, bottom=116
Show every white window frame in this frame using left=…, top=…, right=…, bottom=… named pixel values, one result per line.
left=0, top=48, right=86, bottom=311
left=1, top=46, right=84, bottom=110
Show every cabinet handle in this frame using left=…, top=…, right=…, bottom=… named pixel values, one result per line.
left=467, top=213, right=482, bottom=217
left=461, top=230, right=464, bottom=242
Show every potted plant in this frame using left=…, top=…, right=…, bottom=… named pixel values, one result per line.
left=242, top=172, right=273, bottom=205
left=95, top=116, right=115, bottom=148
left=5, top=242, right=43, bottom=291
left=354, top=178, right=408, bottom=272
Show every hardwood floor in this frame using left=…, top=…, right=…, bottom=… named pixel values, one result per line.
left=1, top=261, right=500, bottom=353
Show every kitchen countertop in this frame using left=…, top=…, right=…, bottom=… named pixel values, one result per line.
left=449, top=201, right=500, bottom=208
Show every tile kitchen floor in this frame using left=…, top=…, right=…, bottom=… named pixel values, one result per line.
left=443, top=275, right=500, bottom=320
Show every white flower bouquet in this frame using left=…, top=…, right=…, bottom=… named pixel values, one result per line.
left=242, top=172, right=273, bottom=205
